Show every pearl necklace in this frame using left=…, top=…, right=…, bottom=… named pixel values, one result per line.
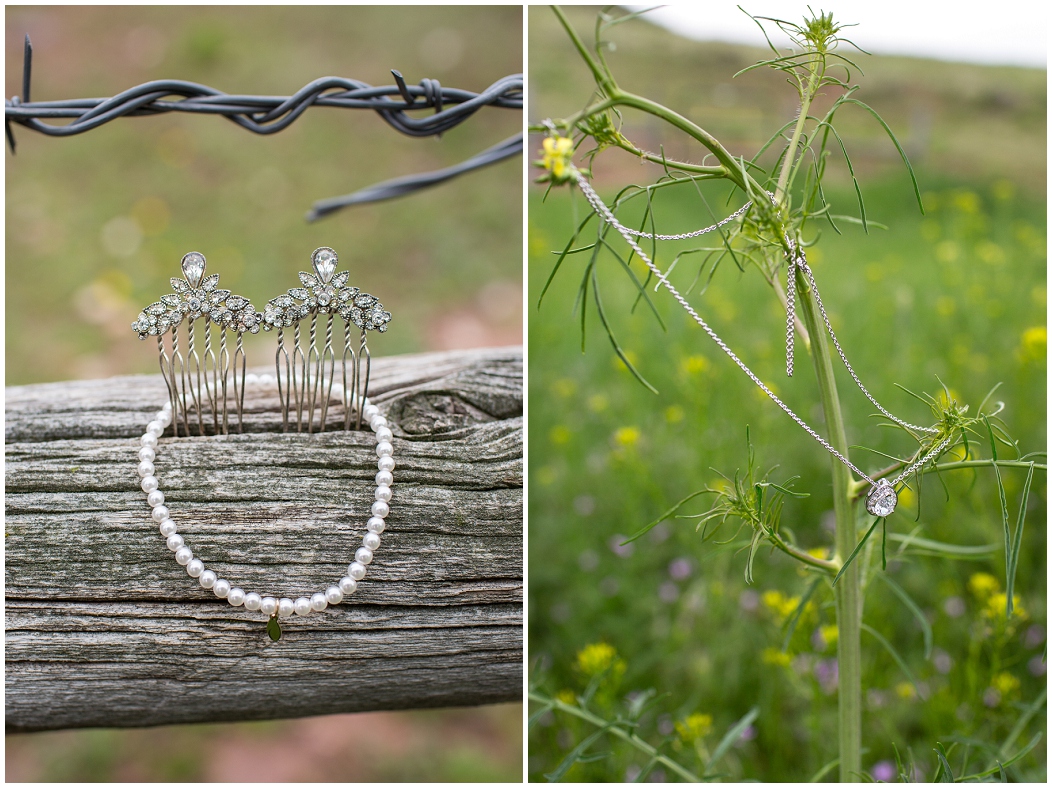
left=135, top=375, right=395, bottom=641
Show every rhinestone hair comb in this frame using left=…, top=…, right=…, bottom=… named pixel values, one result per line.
left=131, top=247, right=392, bottom=435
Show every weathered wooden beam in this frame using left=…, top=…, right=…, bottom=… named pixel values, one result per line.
left=5, top=347, right=523, bottom=732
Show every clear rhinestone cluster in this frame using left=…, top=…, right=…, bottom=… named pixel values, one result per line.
left=260, top=247, right=392, bottom=333
left=131, top=253, right=262, bottom=340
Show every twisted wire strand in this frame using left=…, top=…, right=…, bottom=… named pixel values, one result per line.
left=6, top=37, right=522, bottom=218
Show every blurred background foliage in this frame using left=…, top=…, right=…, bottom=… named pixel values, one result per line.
left=5, top=4, right=522, bottom=385
left=528, top=6, right=1045, bottom=782
left=5, top=5, right=522, bottom=782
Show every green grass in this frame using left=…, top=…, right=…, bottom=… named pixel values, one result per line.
left=527, top=8, right=1045, bottom=783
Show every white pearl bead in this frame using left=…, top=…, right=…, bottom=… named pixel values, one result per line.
left=338, top=576, right=357, bottom=595
left=363, top=404, right=379, bottom=421
left=278, top=598, right=295, bottom=617
left=375, top=485, right=392, bottom=502
left=371, top=500, right=390, bottom=518
left=259, top=373, right=275, bottom=385
left=152, top=505, right=170, bottom=523
left=325, top=586, right=344, bottom=605
left=166, top=533, right=184, bottom=551
left=378, top=456, right=395, bottom=472
left=367, top=516, right=386, bottom=534
left=162, top=401, right=173, bottom=412
left=199, top=570, right=217, bottom=589
left=294, top=597, right=312, bottom=616
left=156, top=410, right=172, bottom=427
left=371, top=415, right=388, bottom=431
left=375, top=426, right=393, bottom=443
left=140, top=433, right=158, bottom=449
left=175, top=546, right=193, bottom=565
left=376, top=441, right=393, bottom=458
left=159, top=519, right=177, bottom=537
left=348, top=561, right=367, bottom=581
left=260, top=597, right=278, bottom=615
left=246, top=373, right=260, bottom=385
left=227, top=587, right=245, bottom=606
left=147, top=490, right=165, bottom=507
left=141, top=476, right=159, bottom=493
left=187, top=559, right=204, bottom=578
left=213, top=579, right=230, bottom=598
left=375, top=470, right=393, bottom=487
left=363, top=532, right=381, bottom=551
left=355, top=547, right=373, bottom=565
left=138, top=447, right=156, bottom=462
left=146, top=421, right=164, bottom=438
left=244, top=592, right=262, bottom=611
left=310, top=593, right=327, bottom=612
left=138, top=461, right=155, bottom=478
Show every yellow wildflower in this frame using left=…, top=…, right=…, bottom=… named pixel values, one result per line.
left=1021, top=326, right=1046, bottom=362
left=762, top=590, right=801, bottom=622
left=665, top=405, right=684, bottom=424
left=680, top=355, right=709, bottom=375
left=538, top=136, right=576, bottom=184
left=895, top=682, right=916, bottom=699
left=968, top=572, right=1000, bottom=600
left=576, top=642, right=625, bottom=678
left=555, top=688, right=577, bottom=705
left=953, top=190, right=981, bottom=214
left=984, top=592, right=1026, bottom=622
left=613, top=426, right=640, bottom=448
left=675, top=713, right=713, bottom=742
left=820, top=624, right=839, bottom=648
left=762, top=647, right=791, bottom=667
left=991, top=672, right=1020, bottom=697
left=807, top=547, right=830, bottom=561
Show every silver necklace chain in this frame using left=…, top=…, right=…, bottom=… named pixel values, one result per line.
left=573, top=170, right=950, bottom=493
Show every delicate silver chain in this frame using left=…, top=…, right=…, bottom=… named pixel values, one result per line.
left=574, top=170, right=950, bottom=488
left=613, top=202, right=753, bottom=240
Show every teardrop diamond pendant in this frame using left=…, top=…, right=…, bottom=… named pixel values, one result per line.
left=866, top=479, right=897, bottom=517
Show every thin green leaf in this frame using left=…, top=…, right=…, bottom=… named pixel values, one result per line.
left=622, top=490, right=714, bottom=544
left=886, top=533, right=998, bottom=559
left=545, top=725, right=612, bottom=781
left=528, top=700, right=556, bottom=729
left=984, top=415, right=1012, bottom=612
left=809, top=757, right=840, bottom=782
left=861, top=623, right=921, bottom=695
left=934, top=742, right=956, bottom=782
left=997, top=686, right=1045, bottom=761
left=841, top=98, right=924, bottom=213
left=815, top=121, right=867, bottom=232
left=1005, top=462, right=1034, bottom=617
left=956, top=732, right=1043, bottom=782
left=539, top=210, right=597, bottom=307
left=879, top=574, right=933, bottom=659
left=833, top=517, right=881, bottom=587
left=705, top=706, right=760, bottom=776
left=783, top=576, right=823, bottom=652
left=598, top=237, right=666, bottom=330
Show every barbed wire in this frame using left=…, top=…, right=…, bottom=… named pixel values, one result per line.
left=5, top=35, right=522, bottom=221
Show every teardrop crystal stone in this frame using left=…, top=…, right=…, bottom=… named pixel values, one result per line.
left=311, top=247, right=338, bottom=284
left=181, top=252, right=206, bottom=288
left=866, top=479, right=897, bottom=517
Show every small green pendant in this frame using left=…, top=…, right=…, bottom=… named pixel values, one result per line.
left=266, top=616, right=282, bottom=641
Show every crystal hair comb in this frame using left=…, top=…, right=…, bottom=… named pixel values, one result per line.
left=131, top=247, right=392, bottom=436
left=260, top=246, right=391, bottom=432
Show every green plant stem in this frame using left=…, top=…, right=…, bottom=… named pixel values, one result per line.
left=795, top=271, right=861, bottom=781
left=850, top=459, right=1047, bottom=501
left=528, top=691, right=703, bottom=782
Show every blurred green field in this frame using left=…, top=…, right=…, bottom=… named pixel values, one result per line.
left=528, top=7, right=1045, bottom=782
left=5, top=5, right=521, bottom=782
left=5, top=5, right=522, bottom=385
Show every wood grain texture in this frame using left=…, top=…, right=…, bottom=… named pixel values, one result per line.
left=5, top=347, right=523, bottom=732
